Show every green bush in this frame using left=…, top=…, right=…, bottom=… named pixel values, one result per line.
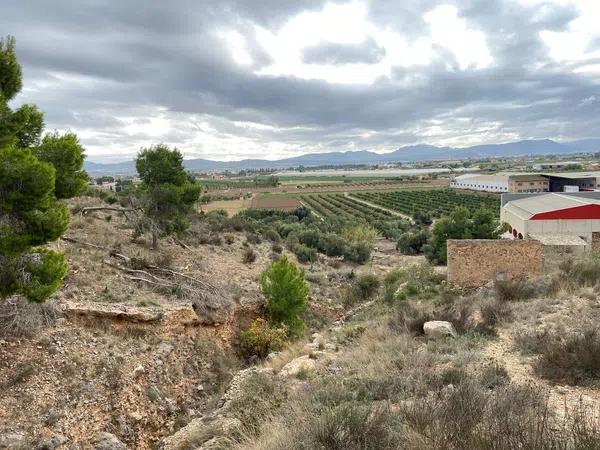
left=239, top=318, right=287, bottom=359
left=260, top=255, right=309, bottom=337
left=263, top=227, right=282, bottom=242
left=318, top=233, right=346, bottom=257
left=356, top=273, right=380, bottom=300
left=297, top=229, right=322, bottom=249
left=293, top=243, right=317, bottom=264
left=397, top=230, right=429, bottom=255
left=343, top=242, right=372, bottom=264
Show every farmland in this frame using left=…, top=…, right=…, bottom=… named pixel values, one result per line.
left=351, top=189, right=500, bottom=218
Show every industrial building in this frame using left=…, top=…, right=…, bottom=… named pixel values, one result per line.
left=451, top=171, right=600, bottom=193
left=500, top=192, right=600, bottom=247
left=450, top=173, right=549, bottom=193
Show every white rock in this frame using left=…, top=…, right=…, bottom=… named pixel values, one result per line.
left=423, top=321, right=457, bottom=339
left=132, top=365, right=145, bottom=377
left=279, top=355, right=317, bottom=378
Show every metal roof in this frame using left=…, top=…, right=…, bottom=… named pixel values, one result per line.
left=529, top=234, right=588, bottom=246
left=540, top=171, right=600, bottom=179
left=504, top=193, right=600, bottom=219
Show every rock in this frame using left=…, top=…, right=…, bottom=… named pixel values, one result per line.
left=279, top=355, right=317, bottom=378
left=92, top=432, right=127, bottom=450
left=423, top=321, right=457, bottom=338
left=157, top=342, right=174, bottom=360
left=132, top=365, right=145, bottom=377
left=0, top=434, right=26, bottom=449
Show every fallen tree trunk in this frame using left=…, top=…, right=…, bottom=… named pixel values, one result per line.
left=80, top=206, right=137, bottom=215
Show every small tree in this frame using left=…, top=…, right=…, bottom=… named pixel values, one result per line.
left=34, top=131, right=88, bottom=199
left=260, top=255, right=309, bottom=337
left=134, top=144, right=201, bottom=249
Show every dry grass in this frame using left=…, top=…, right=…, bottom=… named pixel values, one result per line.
left=0, top=296, right=62, bottom=338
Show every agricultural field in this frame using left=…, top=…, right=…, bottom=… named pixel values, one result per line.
left=352, top=189, right=500, bottom=218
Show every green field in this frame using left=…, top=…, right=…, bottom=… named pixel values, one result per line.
left=352, top=189, right=499, bottom=218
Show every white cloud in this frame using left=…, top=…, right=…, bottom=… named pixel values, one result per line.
left=539, top=0, right=600, bottom=66
left=424, top=5, right=492, bottom=70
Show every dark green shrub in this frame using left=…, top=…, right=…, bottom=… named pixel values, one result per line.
left=293, top=243, right=317, bottom=264
left=356, top=273, right=380, bottom=300
left=318, top=233, right=346, bottom=257
left=397, top=230, right=429, bottom=255
left=297, top=229, right=322, bottom=249
left=263, top=228, right=281, bottom=242
left=343, top=242, right=372, bottom=264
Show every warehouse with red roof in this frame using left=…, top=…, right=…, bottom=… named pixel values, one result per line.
left=501, top=193, right=600, bottom=247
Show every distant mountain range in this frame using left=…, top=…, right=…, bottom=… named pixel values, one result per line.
left=84, top=138, right=600, bottom=175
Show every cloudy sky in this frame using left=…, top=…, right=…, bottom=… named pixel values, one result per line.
left=3, top=0, right=600, bottom=162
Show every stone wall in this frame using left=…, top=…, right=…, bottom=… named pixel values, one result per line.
left=447, top=239, right=544, bottom=288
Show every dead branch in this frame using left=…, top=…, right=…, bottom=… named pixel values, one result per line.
left=146, top=265, right=218, bottom=292
left=80, top=206, right=137, bottom=215
left=62, top=236, right=108, bottom=250
left=171, top=238, right=192, bottom=250
left=127, top=276, right=177, bottom=289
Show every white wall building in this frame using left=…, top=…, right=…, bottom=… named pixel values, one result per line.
left=450, top=174, right=509, bottom=192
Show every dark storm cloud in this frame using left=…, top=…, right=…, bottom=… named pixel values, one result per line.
left=302, top=37, right=386, bottom=64
left=1, top=0, right=599, bottom=161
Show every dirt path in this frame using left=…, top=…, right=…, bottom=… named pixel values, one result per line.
left=344, top=192, right=412, bottom=220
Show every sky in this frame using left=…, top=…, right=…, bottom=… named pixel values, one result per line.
left=2, top=0, right=600, bottom=163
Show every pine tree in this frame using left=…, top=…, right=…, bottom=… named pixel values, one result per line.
left=0, top=36, right=84, bottom=302
left=259, top=256, right=309, bottom=337
left=134, top=144, right=201, bottom=249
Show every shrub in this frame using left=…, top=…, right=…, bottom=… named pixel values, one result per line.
left=271, top=242, right=283, bottom=254
left=293, top=243, right=317, bottom=264
left=224, top=233, right=235, bottom=244
left=240, top=318, right=288, bottom=359
left=396, top=230, right=429, bottom=255
left=260, top=256, right=309, bottom=337
left=494, top=277, right=535, bottom=302
left=355, top=273, right=380, bottom=300
left=479, top=297, right=512, bottom=326
left=0, top=297, right=62, bottom=338
left=263, top=228, right=282, bottom=243
left=343, top=242, right=372, bottom=264
left=297, top=229, right=322, bottom=249
left=242, top=247, right=257, bottom=264
left=562, top=255, right=600, bottom=287
left=535, top=325, right=600, bottom=385
left=413, top=211, right=433, bottom=226
left=246, top=232, right=262, bottom=245
left=318, top=233, right=346, bottom=257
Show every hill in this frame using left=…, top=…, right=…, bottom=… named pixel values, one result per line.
left=83, top=138, right=596, bottom=175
